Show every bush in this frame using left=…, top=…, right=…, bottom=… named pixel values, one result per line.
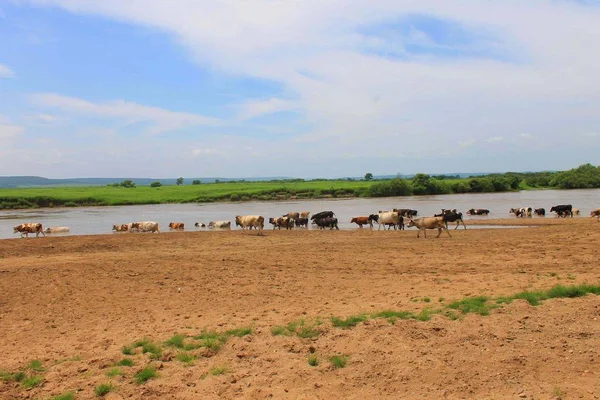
left=230, top=193, right=240, bottom=201
left=192, top=180, right=201, bottom=185
left=150, top=181, right=162, bottom=187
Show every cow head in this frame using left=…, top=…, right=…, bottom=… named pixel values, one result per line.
left=369, top=214, right=378, bottom=222
left=406, top=219, right=416, bottom=228
left=13, top=226, right=19, bottom=233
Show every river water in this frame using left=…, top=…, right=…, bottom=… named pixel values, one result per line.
left=0, top=189, right=598, bottom=239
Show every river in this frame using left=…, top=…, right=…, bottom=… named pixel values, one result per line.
left=0, top=189, right=598, bottom=239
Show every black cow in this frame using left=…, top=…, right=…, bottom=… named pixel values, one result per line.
left=394, top=208, right=418, bottom=218
left=311, top=211, right=335, bottom=221
left=550, top=204, right=572, bottom=218
left=312, top=217, right=339, bottom=230
left=467, top=208, right=489, bottom=216
left=534, top=208, right=545, bottom=217
left=294, top=217, right=309, bottom=228
left=435, top=211, right=466, bottom=230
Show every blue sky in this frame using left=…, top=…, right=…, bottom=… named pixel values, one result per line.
left=1, top=0, right=599, bottom=178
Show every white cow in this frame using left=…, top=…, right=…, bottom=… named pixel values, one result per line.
left=235, top=215, right=264, bottom=235
left=208, top=221, right=231, bottom=229
left=377, top=211, right=402, bottom=230
left=131, top=221, right=160, bottom=233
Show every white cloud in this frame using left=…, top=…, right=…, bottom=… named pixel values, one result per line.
left=0, top=124, right=25, bottom=140
left=30, top=93, right=220, bottom=134
left=0, top=63, right=15, bottom=78
left=12, top=0, right=600, bottom=176
left=458, top=138, right=476, bottom=148
left=487, top=136, right=504, bottom=143
left=237, top=98, right=297, bottom=121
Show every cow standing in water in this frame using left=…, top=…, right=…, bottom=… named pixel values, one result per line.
left=235, top=215, right=265, bottom=235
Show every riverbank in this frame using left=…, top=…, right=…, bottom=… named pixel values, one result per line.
left=0, top=177, right=518, bottom=210
left=1, top=221, right=599, bottom=399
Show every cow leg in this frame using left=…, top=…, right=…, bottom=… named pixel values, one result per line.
left=445, top=226, right=452, bottom=238
left=335, top=224, right=339, bottom=230
left=436, top=228, right=442, bottom=238
left=462, top=220, right=466, bottom=230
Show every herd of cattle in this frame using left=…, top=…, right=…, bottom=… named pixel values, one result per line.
left=12, top=204, right=600, bottom=239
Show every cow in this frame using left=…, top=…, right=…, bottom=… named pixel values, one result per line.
left=312, top=217, right=339, bottom=230
left=300, top=211, right=310, bottom=219
left=441, top=209, right=458, bottom=215
left=550, top=204, right=573, bottom=218
left=13, top=223, right=45, bottom=238
left=294, top=217, right=309, bottom=228
left=131, top=221, right=160, bottom=233
left=285, top=212, right=300, bottom=220
left=524, top=207, right=533, bottom=218
left=350, top=215, right=377, bottom=229
left=235, top=215, right=264, bottom=235
left=590, top=208, right=600, bottom=219
left=510, top=208, right=525, bottom=218
left=534, top=208, right=545, bottom=217
left=194, top=222, right=206, bottom=228
left=269, top=216, right=293, bottom=230
left=208, top=221, right=231, bottom=229
left=44, top=226, right=70, bottom=234
left=406, top=217, right=451, bottom=238
left=311, top=211, right=335, bottom=221
left=435, top=211, right=466, bottom=230
left=112, top=223, right=132, bottom=232
left=394, top=209, right=418, bottom=218
left=466, top=209, right=490, bottom=216
left=377, top=211, right=403, bottom=230
left=572, top=208, right=580, bottom=216
left=168, top=222, right=185, bottom=230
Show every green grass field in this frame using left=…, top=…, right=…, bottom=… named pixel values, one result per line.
left=0, top=180, right=374, bottom=209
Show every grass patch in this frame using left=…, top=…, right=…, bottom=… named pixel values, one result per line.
left=496, top=284, right=600, bottom=307
left=448, top=296, right=493, bottom=316
left=270, top=319, right=321, bottom=338
left=121, top=346, right=135, bottom=355
left=52, top=392, right=75, bottom=400
left=226, top=327, right=252, bottom=337
left=271, top=326, right=289, bottom=336
left=372, top=310, right=414, bottom=321
left=116, top=358, right=134, bottom=367
left=27, top=359, right=44, bottom=372
left=308, top=355, right=319, bottom=367
left=94, top=383, right=114, bottom=396
left=210, top=366, right=227, bottom=376
left=176, top=352, right=195, bottom=364
left=193, top=330, right=228, bottom=352
left=329, top=355, right=348, bottom=369
left=134, top=339, right=162, bottom=358
left=22, top=375, right=43, bottom=389
left=164, top=334, right=186, bottom=349
left=135, top=367, right=157, bottom=384
left=107, top=367, right=124, bottom=377
left=331, top=314, right=367, bottom=329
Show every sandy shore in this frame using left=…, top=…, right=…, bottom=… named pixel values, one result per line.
left=1, top=219, right=599, bottom=399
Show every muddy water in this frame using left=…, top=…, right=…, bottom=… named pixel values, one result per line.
left=0, top=189, right=598, bottom=239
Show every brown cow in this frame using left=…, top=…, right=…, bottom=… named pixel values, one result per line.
left=300, top=211, right=310, bottom=218
left=13, top=223, right=45, bottom=238
left=168, top=222, right=185, bottom=230
left=350, top=215, right=377, bottom=229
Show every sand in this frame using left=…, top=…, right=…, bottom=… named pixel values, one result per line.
left=1, top=218, right=599, bottom=399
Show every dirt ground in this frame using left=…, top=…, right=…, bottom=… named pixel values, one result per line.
left=1, top=218, right=599, bottom=399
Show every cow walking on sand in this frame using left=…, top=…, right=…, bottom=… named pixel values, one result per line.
left=13, top=223, right=45, bottom=238
left=407, top=217, right=451, bottom=238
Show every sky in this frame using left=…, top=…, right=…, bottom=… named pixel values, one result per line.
left=0, top=0, right=599, bottom=179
